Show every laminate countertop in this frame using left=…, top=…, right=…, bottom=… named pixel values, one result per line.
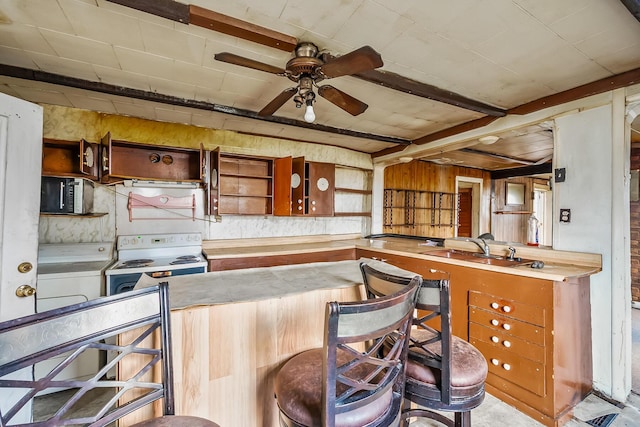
left=202, top=235, right=602, bottom=282
left=135, top=260, right=366, bottom=310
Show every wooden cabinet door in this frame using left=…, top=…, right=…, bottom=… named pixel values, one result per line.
left=306, top=161, right=334, bottom=216
left=79, top=138, right=100, bottom=180
left=208, top=148, right=220, bottom=216
left=291, top=157, right=305, bottom=215
left=274, top=156, right=292, bottom=216
left=100, top=132, right=112, bottom=184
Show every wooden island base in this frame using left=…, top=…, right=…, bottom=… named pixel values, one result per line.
left=119, top=274, right=364, bottom=427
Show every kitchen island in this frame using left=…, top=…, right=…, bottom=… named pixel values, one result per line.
left=121, top=235, right=601, bottom=427
left=123, top=260, right=368, bottom=427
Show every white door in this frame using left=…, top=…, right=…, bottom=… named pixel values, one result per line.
left=0, top=93, right=43, bottom=423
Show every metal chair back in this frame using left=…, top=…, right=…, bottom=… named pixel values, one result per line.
left=0, top=283, right=174, bottom=427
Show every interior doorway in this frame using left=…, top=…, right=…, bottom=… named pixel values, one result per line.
left=458, top=188, right=472, bottom=237
left=456, top=177, right=483, bottom=238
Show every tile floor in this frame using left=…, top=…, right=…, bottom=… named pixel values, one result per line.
left=408, top=391, right=640, bottom=427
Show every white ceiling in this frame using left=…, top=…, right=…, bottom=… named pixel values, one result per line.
left=0, top=0, right=639, bottom=166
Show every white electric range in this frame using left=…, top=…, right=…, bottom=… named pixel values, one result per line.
left=104, top=233, right=207, bottom=296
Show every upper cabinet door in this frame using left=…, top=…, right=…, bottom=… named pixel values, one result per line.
left=307, top=162, right=334, bottom=216
left=273, top=156, right=293, bottom=216
left=100, top=132, right=112, bottom=184
left=79, top=138, right=99, bottom=180
left=208, top=147, right=220, bottom=216
left=291, top=157, right=305, bottom=215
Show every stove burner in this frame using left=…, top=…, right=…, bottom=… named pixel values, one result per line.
left=117, top=259, right=154, bottom=269
left=171, top=255, right=200, bottom=265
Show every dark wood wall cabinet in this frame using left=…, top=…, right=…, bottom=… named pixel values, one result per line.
left=100, top=132, right=203, bottom=184
left=355, top=248, right=592, bottom=427
left=42, top=138, right=101, bottom=180
left=41, top=138, right=367, bottom=217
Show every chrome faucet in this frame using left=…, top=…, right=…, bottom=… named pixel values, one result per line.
left=468, top=238, right=490, bottom=257
left=507, top=247, right=516, bottom=261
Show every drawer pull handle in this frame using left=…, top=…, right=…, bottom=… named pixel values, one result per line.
left=503, top=340, right=511, bottom=348
left=503, top=323, right=511, bottom=330
left=503, top=363, right=511, bottom=371
left=491, top=336, right=499, bottom=343
left=491, top=302, right=499, bottom=309
left=503, top=305, right=512, bottom=313
left=491, top=358, right=499, bottom=366
left=491, top=319, right=499, bottom=326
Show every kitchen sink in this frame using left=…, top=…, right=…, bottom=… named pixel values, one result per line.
left=422, top=249, right=478, bottom=260
left=423, top=249, right=532, bottom=267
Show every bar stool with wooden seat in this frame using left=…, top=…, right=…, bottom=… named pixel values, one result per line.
left=0, top=283, right=220, bottom=427
left=360, top=260, right=488, bottom=427
left=274, top=277, right=421, bottom=427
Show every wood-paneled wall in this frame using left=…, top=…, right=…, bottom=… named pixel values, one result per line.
left=383, top=161, right=490, bottom=238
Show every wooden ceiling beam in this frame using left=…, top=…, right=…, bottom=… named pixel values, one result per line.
left=0, top=64, right=409, bottom=146
left=412, top=67, right=640, bottom=148
left=508, top=67, right=640, bottom=115
left=353, top=68, right=507, bottom=117
left=412, top=116, right=500, bottom=146
left=189, top=5, right=297, bottom=52
left=490, top=163, right=552, bottom=180
left=105, top=0, right=189, bottom=23
left=620, top=0, right=640, bottom=22
left=105, top=1, right=298, bottom=52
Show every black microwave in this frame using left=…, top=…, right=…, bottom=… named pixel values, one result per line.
left=40, top=177, right=94, bottom=214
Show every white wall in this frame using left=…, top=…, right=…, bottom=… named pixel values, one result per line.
left=553, top=105, right=618, bottom=396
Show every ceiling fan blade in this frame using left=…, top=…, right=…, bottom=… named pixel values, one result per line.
left=214, top=52, right=286, bottom=75
left=258, top=87, right=298, bottom=116
left=318, top=85, right=368, bottom=116
left=318, top=46, right=383, bottom=78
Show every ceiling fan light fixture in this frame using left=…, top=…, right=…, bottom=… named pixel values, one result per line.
left=304, top=98, right=316, bottom=123
left=479, top=135, right=500, bottom=145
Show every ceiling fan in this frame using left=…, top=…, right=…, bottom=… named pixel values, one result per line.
left=214, top=42, right=383, bottom=123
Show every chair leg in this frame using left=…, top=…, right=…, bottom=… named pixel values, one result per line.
left=454, top=411, right=471, bottom=427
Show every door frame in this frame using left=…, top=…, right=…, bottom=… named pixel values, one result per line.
left=455, top=176, right=483, bottom=238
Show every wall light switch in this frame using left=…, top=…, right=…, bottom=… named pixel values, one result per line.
left=555, top=168, right=566, bottom=183
left=560, top=209, right=571, bottom=223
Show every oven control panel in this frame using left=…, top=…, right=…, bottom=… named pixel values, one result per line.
left=117, top=233, right=202, bottom=250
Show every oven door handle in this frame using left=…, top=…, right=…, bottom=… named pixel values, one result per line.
left=150, top=271, right=172, bottom=278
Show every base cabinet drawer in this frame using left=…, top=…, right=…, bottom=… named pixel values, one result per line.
left=469, top=322, right=545, bottom=363
left=471, top=339, right=545, bottom=397
left=469, top=306, right=545, bottom=346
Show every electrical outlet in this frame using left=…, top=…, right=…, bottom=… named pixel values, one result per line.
left=560, top=209, right=571, bottom=223
left=555, top=168, right=566, bottom=183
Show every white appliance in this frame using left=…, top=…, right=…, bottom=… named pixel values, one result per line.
left=36, top=242, right=114, bottom=394
left=104, top=233, right=207, bottom=296
left=103, top=233, right=206, bottom=379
